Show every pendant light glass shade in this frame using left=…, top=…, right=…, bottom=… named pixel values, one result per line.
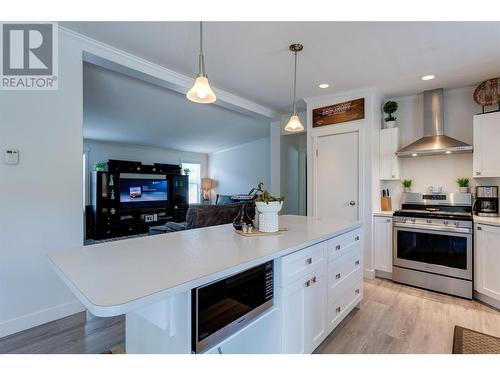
left=187, top=22, right=216, bottom=104
left=187, top=75, right=216, bottom=103
left=284, top=114, right=304, bottom=132
left=284, top=43, right=304, bottom=132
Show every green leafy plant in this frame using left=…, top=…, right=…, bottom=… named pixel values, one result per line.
left=248, top=181, right=284, bottom=204
left=183, top=168, right=190, bottom=175
left=402, top=179, right=412, bottom=188
left=383, top=101, right=398, bottom=121
left=93, top=161, right=107, bottom=171
left=456, top=177, right=470, bottom=188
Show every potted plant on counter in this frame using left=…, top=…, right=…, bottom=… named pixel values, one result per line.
left=250, top=182, right=284, bottom=233
left=383, top=100, right=398, bottom=128
left=456, top=177, right=470, bottom=193
left=402, top=179, right=412, bottom=193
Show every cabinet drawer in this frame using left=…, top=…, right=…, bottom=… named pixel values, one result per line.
left=327, top=229, right=362, bottom=263
left=327, top=247, right=362, bottom=290
left=203, top=308, right=280, bottom=354
left=281, top=241, right=326, bottom=286
left=327, top=270, right=363, bottom=329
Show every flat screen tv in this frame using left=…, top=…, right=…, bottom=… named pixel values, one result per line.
left=119, top=173, right=168, bottom=209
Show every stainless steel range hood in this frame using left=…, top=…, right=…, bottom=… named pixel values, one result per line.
left=396, top=89, right=473, bottom=157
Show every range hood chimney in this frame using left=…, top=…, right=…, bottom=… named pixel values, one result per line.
left=396, top=88, right=473, bottom=157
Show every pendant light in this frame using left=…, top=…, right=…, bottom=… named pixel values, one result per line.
left=284, top=43, right=304, bottom=132
left=186, top=21, right=216, bottom=104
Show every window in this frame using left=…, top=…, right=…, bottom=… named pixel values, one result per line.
left=182, top=162, right=201, bottom=204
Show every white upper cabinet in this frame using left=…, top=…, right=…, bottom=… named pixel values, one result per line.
left=473, top=112, right=500, bottom=178
left=379, top=127, right=400, bottom=180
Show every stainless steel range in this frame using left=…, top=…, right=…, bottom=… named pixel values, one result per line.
left=392, top=192, right=473, bottom=299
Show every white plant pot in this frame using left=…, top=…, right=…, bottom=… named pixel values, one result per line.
left=459, top=187, right=469, bottom=193
left=385, top=120, right=396, bottom=129
left=255, top=201, right=283, bottom=233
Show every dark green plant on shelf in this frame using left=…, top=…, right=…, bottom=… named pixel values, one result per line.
left=402, top=179, right=412, bottom=188
left=93, top=161, right=107, bottom=171
left=248, top=181, right=284, bottom=204
left=383, top=101, right=398, bottom=121
left=456, top=177, right=470, bottom=188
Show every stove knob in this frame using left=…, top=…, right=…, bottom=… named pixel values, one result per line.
left=411, top=218, right=416, bottom=223
left=443, top=220, right=449, bottom=225
left=426, top=219, right=432, bottom=224
left=454, top=221, right=460, bottom=227
left=402, top=218, right=407, bottom=224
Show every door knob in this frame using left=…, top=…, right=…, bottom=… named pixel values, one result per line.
left=349, top=201, right=356, bottom=206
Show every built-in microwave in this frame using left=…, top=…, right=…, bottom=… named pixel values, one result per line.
left=191, top=261, right=274, bottom=353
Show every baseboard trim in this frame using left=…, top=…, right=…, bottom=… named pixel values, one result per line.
left=474, top=291, right=500, bottom=310
left=0, top=300, right=85, bottom=338
left=364, top=268, right=375, bottom=279
left=375, top=270, right=393, bottom=280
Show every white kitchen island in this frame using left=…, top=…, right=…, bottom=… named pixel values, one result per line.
left=49, top=215, right=363, bottom=354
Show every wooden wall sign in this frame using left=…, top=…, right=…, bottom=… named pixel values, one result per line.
left=312, top=98, right=365, bottom=127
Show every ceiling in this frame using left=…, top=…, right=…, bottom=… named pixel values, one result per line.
left=83, top=63, right=270, bottom=154
left=65, top=22, right=500, bottom=113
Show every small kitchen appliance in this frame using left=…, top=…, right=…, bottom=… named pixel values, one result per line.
left=473, top=186, right=499, bottom=217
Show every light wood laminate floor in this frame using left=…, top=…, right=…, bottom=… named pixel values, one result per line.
left=1, top=278, right=499, bottom=354
left=315, top=278, right=500, bottom=354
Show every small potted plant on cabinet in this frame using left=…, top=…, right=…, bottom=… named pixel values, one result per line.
left=402, top=179, right=412, bottom=193
left=456, top=177, right=470, bottom=193
left=383, top=100, right=398, bottom=128
left=183, top=168, right=190, bottom=176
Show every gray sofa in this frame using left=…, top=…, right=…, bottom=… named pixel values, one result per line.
left=149, top=202, right=255, bottom=235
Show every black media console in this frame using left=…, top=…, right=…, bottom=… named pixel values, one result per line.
left=89, top=159, right=189, bottom=240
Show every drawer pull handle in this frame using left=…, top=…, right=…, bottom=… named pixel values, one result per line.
left=477, top=226, right=482, bottom=231
left=335, top=245, right=341, bottom=251
left=217, top=347, right=223, bottom=354
left=355, top=260, right=360, bottom=266
left=355, top=236, right=360, bottom=241
left=305, top=280, right=311, bottom=287
left=335, top=273, right=341, bottom=279
left=306, top=257, right=312, bottom=265
left=336, top=306, right=341, bottom=313
left=355, top=289, right=360, bottom=295
left=311, top=276, right=317, bottom=284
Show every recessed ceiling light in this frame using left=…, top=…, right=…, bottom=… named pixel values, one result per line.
left=318, top=83, right=329, bottom=89
left=421, top=75, right=435, bottom=81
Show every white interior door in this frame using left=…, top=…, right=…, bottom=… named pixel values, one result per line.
left=315, top=131, right=359, bottom=221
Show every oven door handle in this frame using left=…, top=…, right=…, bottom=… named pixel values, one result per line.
left=393, top=223, right=472, bottom=234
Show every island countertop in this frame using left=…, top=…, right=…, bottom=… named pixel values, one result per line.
left=49, top=215, right=361, bottom=317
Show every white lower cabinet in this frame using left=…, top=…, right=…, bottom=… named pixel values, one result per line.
left=204, top=308, right=281, bottom=354
left=474, top=223, right=500, bottom=307
left=373, top=215, right=393, bottom=273
left=281, top=228, right=363, bottom=353
left=281, top=264, right=327, bottom=353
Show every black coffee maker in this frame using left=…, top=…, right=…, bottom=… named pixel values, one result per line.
left=473, top=186, right=499, bottom=217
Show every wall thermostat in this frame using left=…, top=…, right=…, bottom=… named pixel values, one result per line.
left=4, top=149, right=19, bottom=165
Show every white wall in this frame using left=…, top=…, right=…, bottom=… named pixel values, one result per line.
left=83, top=139, right=208, bottom=205
left=380, top=86, right=500, bottom=208
left=209, top=137, right=271, bottom=198
left=0, top=31, right=85, bottom=338
left=280, top=133, right=307, bottom=215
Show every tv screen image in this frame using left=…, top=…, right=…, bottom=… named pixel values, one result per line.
left=119, top=178, right=168, bottom=208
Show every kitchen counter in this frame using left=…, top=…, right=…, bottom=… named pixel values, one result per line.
left=373, top=211, right=394, bottom=217
left=473, top=215, right=500, bottom=226
left=49, top=215, right=361, bottom=317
